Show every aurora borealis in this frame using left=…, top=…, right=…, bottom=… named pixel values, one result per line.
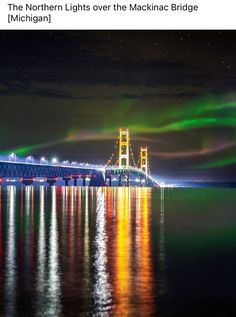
left=0, top=31, right=236, bottom=182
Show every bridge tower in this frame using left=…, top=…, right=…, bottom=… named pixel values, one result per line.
left=118, top=128, right=130, bottom=168
left=140, top=146, right=148, bottom=174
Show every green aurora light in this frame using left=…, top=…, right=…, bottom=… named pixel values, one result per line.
left=2, top=97, right=236, bottom=170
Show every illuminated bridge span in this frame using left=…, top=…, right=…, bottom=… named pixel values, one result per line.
left=0, top=129, right=160, bottom=187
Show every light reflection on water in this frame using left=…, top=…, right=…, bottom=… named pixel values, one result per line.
left=36, top=186, right=61, bottom=317
left=93, top=188, right=112, bottom=316
left=1, top=186, right=161, bottom=316
left=36, top=187, right=46, bottom=316
left=114, top=188, right=131, bottom=316
left=5, top=186, right=16, bottom=317
left=47, top=187, right=61, bottom=316
left=159, top=187, right=167, bottom=295
left=2, top=186, right=235, bottom=316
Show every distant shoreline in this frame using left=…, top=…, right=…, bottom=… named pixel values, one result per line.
left=176, top=182, right=236, bottom=188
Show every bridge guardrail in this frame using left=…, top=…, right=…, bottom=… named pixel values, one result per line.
left=0, top=154, right=103, bottom=170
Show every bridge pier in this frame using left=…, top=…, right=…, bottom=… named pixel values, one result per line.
left=63, top=176, right=72, bottom=186
left=126, top=174, right=130, bottom=187
left=118, top=174, right=122, bottom=187
left=47, top=177, right=57, bottom=186
left=72, top=175, right=79, bottom=186
left=82, top=176, right=86, bottom=186
left=22, top=178, right=34, bottom=186
left=107, top=175, right=112, bottom=187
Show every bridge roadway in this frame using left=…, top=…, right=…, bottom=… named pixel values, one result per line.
left=0, top=160, right=159, bottom=187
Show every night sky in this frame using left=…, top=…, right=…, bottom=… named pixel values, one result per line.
left=0, top=31, right=236, bottom=182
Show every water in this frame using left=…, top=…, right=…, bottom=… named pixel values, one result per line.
left=0, top=186, right=236, bottom=317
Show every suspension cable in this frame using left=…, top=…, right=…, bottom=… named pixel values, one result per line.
left=129, top=140, right=137, bottom=168
left=147, top=160, right=151, bottom=175
left=136, top=152, right=141, bottom=169
left=105, top=136, right=119, bottom=167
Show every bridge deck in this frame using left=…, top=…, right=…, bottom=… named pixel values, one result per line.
left=0, top=161, right=159, bottom=187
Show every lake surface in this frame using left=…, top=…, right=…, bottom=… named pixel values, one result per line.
left=0, top=186, right=236, bottom=316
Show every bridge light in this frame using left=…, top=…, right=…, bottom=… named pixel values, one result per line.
left=40, top=157, right=48, bottom=164
left=52, top=158, right=57, bottom=165
left=9, top=153, right=16, bottom=162
left=26, top=155, right=34, bottom=163
left=71, top=161, right=78, bottom=166
left=135, top=178, right=139, bottom=182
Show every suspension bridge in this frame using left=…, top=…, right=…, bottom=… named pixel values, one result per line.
left=0, top=129, right=160, bottom=187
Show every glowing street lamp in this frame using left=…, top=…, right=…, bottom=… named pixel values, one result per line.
left=9, top=153, right=16, bottom=162
left=52, top=158, right=58, bottom=165
left=40, top=157, right=47, bottom=164
left=26, top=155, right=34, bottom=163
left=71, top=161, right=79, bottom=166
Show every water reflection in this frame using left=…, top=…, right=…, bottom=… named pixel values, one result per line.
left=67, top=187, right=76, bottom=284
left=36, top=187, right=46, bottom=316
left=135, top=188, right=153, bottom=316
left=24, top=186, right=32, bottom=284
left=114, top=188, right=131, bottom=316
left=159, top=187, right=167, bottom=295
left=83, top=187, right=91, bottom=296
left=36, top=187, right=61, bottom=316
left=1, top=186, right=166, bottom=317
left=46, top=187, right=61, bottom=316
left=5, top=186, right=17, bottom=317
left=93, top=188, right=112, bottom=316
